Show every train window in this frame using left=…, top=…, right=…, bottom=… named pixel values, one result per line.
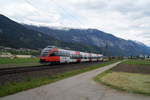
left=49, top=51, right=58, bottom=56
left=49, top=51, right=70, bottom=57
left=49, top=53, right=55, bottom=56
left=59, top=51, right=65, bottom=56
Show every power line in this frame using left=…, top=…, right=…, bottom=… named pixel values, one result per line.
left=49, top=0, right=85, bottom=28
left=24, top=0, right=41, bottom=16
left=24, top=0, right=85, bottom=28
left=24, top=0, right=54, bottom=24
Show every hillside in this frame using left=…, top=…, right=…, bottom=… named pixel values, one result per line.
left=0, top=14, right=101, bottom=53
left=0, top=14, right=59, bottom=49
left=0, top=14, right=150, bottom=56
left=24, top=25, right=150, bottom=56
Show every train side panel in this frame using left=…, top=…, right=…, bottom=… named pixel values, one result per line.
left=40, top=46, right=103, bottom=64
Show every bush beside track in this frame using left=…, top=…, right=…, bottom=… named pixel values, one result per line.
left=94, top=59, right=150, bottom=96
left=0, top=60, right=119, bottom=97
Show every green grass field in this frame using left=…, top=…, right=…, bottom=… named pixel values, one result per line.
left=95, top=59, right=150, bottom=95
left=0, top=58, right=39, bottom=64
left=95, top=71, right=150, bottom=95
left=122, top=59, right=150, bottom=65
left=0, top=60, right=119, bottom=97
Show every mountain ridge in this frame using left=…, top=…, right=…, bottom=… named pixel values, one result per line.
left=24, top=24, right=150, bottom=56
left=0, top=14, right=103, bottom=54
left=0, top=14, right=150, bottom=56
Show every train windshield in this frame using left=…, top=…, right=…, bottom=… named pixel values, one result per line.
left=40, top=47, right=53, bottom=57
left=41, top=53, right=48, bottom=57
left=41, top=52, right=49, bottom=57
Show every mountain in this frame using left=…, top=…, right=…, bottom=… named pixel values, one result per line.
left=0, top=14, right=101, bottom=52
left=0, top=14, right=59, bottom=49
left=24, top=25, right=150, bottom=56
left=0, top=14, right=150, bottom=56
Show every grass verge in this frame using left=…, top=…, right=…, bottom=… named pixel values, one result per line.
left=122, top=59, right=150, bottom=65
left=94, top=70, right=150, bottom=96
left=0, top=58, right=39, bottom=64
left=0, top=60, right=119, bottom=97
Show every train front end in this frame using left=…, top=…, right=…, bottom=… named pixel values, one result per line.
left=40, top=46, right=59, bottom=64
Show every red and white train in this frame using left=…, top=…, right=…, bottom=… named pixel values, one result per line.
left=40, top=46, right=103, bottom=64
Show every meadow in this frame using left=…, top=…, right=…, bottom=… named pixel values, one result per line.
left=95, top=59, right=150, bottom=95
left=0, top=57, right=39, bottom=64
left=122, top=59, right=150, bottom=65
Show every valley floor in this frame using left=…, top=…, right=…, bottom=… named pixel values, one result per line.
left=1, top=61, right=150, bottom=100
left=95, top=59, right=150, bottom=95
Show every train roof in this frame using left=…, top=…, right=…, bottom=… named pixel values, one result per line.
left=44, top=45, right=103, bottom=56
left=46, top=45, right=57, bottom=48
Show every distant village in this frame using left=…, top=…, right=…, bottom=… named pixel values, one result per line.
left=0, top=46, right=40, bottom=58
left=0, top=46, right=150, bottom=60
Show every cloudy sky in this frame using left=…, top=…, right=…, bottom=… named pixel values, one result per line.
left=0, top=0, right=150, bottom=46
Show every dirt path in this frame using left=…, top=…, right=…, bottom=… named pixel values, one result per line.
left=1, top=61, right=150, bottom=100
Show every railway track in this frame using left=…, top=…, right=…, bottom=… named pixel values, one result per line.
left=0, top=62, right=102, bottom=76
left=0, top=65, right=52, bottom=75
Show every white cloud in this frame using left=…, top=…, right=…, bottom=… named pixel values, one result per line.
left=0, top=0, right=150, bottom=46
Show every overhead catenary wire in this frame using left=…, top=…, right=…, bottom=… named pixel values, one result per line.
left=24, top=0, right=52, bottom=20
left=24, top=0, right=60, bottom=26
left=24, top=0, right=85, bottom=28
left=49, top=0, right=85, bottom=28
